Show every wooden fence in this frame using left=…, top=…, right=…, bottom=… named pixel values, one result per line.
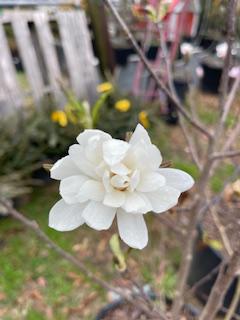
left=0, top=8, right=98, bottom=115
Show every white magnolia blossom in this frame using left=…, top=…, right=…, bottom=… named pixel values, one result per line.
left=216, top=42, right=228, bottom=59
left=49, top=124, right=194, bottom=249
left=180, top=42, right=195, bottom=56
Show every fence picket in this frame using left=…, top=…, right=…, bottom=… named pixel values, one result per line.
left=33, top=11, right=65, bottom=107
left=0, top=23, right=22, bottom=113
left=12, top=12, right=45, bottom=105
left=57, top=11, right=87, bottom=99
left=71, top=11, right=98, bottom=102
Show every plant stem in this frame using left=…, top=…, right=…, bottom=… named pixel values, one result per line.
left=224, top=276, right=240, bottom=320
left=219, top=0, right=238, bottom=113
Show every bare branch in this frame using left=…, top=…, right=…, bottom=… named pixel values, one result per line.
left=209, top=206, right=233, bottom=257
left=157, top=23, right=202, bottom=170
left=219, top=0, right=238, bottom=112
left=103, top=0, right=212, bottom=139
left=224, top=276, right=240, bottom=320
left=185, top=264, right=220, bottom=298
left=211, top=150, right=240, bottom=160
left=221, top=70, right=240, bottom=125
left=179, top=116, right=202, bottom=170
left=222, top=118, right=240, bottom=152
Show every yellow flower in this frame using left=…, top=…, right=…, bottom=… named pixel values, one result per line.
left=138, top=111, right=150, bottom=128
left=203, top=233, right=223, bottom=251
left=64, top=103, right=78, bottom=124
left=115, top=99, right=131, bottom=112
left=51, top=110, right=68, bottom=127
left=97, top=82, right=113, bottom=93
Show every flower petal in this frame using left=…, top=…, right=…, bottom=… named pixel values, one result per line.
left=103, top=139, right=130, bottom=166
left=77, top=129, right=111, bottom=146
left=78, top=180, right=105, bottom=202
left=103, top=190, right=126, bottom=207
left=117, top=209, right=148, bottom=249
left=68, top=144, right=96, bottom=179
left=60, top=175, right=88, bottom=204
left=49, top=199, right=85, bottom=231
left=111, top=163, right=131, bottom=175
left=129, top=123, right=151, bottom=146
left=137, top=172, right=166, bottom=192
left=148, top=144, right=162, bottom=168
left=122, top=192, right=151, bottom=213
left=128, top=169, right=140, bottom=192
left=50, top=156, right=79, bottom=180
left=126, top=141, right=162, bottom=170
left=146, top=186, right=181, bottom=213
left=82, top=201, right=116, bottom=230
left=158, top=168, right=194, bottom=192
left=84, top=134, right=110, bottom=164
left=102, top=170, right=113, bottom=192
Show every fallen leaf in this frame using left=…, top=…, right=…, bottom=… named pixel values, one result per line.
left=0, top=292, right=6, bottom=301
left=37, top=277, right=47, bottom=287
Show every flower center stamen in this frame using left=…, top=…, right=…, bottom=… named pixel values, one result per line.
left=110, top=173, right=130, bottom=191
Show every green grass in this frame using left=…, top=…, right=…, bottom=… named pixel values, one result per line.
left=210, top=163, right=235, bottom=193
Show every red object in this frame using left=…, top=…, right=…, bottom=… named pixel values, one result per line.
left=132, top=0, right=201, bottom=99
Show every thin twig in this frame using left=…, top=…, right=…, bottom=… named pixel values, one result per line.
left=224, top=276, right=240, bottom=320
left=209, top=206, right=233, bottom=257
left=185, top=264, right=220, bottom=298
left=179, top=116, right=202, bottom=170
left=222, top=118, right=240, bottom=152
left=103, top=0, right=212, bottom=139
left=219, top=0, right=238, bottom=113
left=220, top=69, right=240, bottom=125
left=157, top=22, right=202, bottom=170
left=211, top=150, right=240, bottom=160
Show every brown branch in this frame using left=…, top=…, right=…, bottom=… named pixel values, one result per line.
left=103, top=0, right=212, bottom=139
left=178, top=116, right=202, bottom=170
left=219, top=0, right=238, bottom=112
left=209, top=206, right=233, bottom=257
left=222, top=118, right=240, bottom=152
left=199, top=250, right=240, bottom=320
left=224, top=276, right=240, bottom=320
left=157, top=23, right=202, bottom=170
left=211, top=150, right=240, bottom=160
left=185, top=264, right=220, bottom=298
left=1, top=200, right=165, bottom=320
left=221, top=69, right=240, bottom=125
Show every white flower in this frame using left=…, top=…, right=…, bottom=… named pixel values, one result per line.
left=180, top=43, right=195, bottom=56
left=229, top=66, right=240, bottom=79
left=216, top=42, right=228, bottom=59
left=49, top=124, right=194, bottom=249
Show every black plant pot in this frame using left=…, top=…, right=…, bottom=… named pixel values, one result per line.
left=165, top=79, right=188, bottom=125
left=32, top=167, right=52, bottom=183
left=114, top=45, right=159, bottom=66
left=199, top=37, right=218, bottom=52
left=114, top=47, right=135, bottom=66
left=187, top=228, right=240, bottom=316
left=201, top=62, right=223, bottom=94
left=96, top=297, right=200, bottom=319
